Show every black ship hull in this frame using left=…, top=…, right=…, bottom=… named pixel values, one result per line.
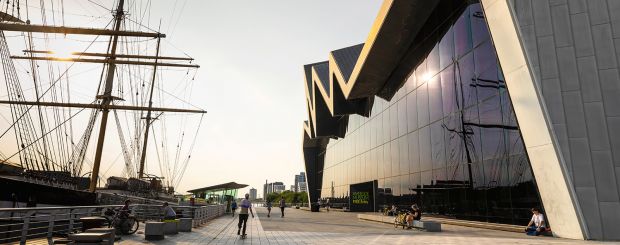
left=0, top=176, right=97, bottom=208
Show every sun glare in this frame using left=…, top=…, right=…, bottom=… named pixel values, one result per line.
left=51, top=49, right=74, bottom=59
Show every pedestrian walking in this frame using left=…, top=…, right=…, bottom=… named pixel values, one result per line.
left=279, top=197, right=286, bottom=218
left=326, top=198, right=330, bottom=212
left=237, top=194, right=254, bottom=238
left=266, top=200, right=272, bottom=218
left=231, top=200, right=237, bottom=217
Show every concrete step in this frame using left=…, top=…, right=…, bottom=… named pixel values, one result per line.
left=358, top=214, right=525, bottom=233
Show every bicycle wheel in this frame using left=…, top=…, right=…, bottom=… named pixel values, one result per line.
left=125, top=217, right=139, bottom=235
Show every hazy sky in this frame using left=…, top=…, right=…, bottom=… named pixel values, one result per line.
left=0, top=0, right=382, bottom=197
left=173, top=0, right=382, bottom=196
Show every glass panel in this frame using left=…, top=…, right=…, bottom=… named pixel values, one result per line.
left=407, top=90, right=418, bottom=133
left=417, top=83, right=430, bottom=127
left=431, top=121, right=446, bottom=170
left=391, top=140, right=399, bottom=178
left=390, top=104, right=398, bottom=140
left=441, top=65, right=458, bottom=117
left=419, top=126, right=432, bottom=171
left=470, top=4, right=488, bottom=47
left=398, top=98, right=408, bottom=137
left=428, top=74, right=444, bottom=122
left=439, top=27, right=455, bottom=70
left=399, top=136, right=409, bottom=174
left=454, top=6, right=472, bottom=58
left=409, top=131, right=420, bottom=173
left=383, top=143, right=392, bottom=178
left=427, top=45, right=440, bottom=76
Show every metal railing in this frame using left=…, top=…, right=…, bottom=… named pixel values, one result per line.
left=0, top=204, right=225, bottom=244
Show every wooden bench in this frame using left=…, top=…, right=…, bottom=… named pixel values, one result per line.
left=68, top=232, right=108, bottom=244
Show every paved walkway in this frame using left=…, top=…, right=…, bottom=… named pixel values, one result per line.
left=120, top=207, right=613, bottom=244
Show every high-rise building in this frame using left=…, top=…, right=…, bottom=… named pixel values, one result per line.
left=263, top=181, right=286, bottom=195
left=301, top=0, right=620, bottom=240
left=298, top=181, right=307, bottom=193
left=294, top=172, right=306, bottom=192
left=249, top=188, right=257, bottom=200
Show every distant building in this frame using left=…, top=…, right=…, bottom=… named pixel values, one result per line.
left=294, top=172, right=306, bottom=192
left=273, top=182, right=285, bottom=193
left=249, top=188, right=257, bottom=200
left=298, top=181, right=307, bottom=192
left=263, top=181, right=285, bottom=195
left=290, top=185, right=295, bottom=191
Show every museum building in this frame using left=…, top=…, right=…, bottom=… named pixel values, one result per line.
left=302, top=0, right=620, bottom=240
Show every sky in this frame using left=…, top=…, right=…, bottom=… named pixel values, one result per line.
left=0, top=0, right=383, bottom=197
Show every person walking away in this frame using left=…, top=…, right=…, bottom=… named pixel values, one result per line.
left=279, top=197, right=286, bottom=218
left=162, top=202, right=177, bottom=220
left=326, top=198, right=330, bottom=212
left=231, top=200, right=238, bottom=217
left=238, top=194, right=254, bottom=236
left=266, top=200, right=272, bottom=218
left=525, top=207, right=546, bottom=236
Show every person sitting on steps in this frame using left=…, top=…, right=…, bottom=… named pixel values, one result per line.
left=525, top=207, right=546, bottom=236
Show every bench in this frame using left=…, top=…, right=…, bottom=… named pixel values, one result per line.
left=413, top=220, right=441, bottom=232
left=68, top=232, right=108, bottom=244
left=163, top=219, right=179, bottom=235
left=145, top=222, right=165, bottom=241
left=179, top=218, right=193, bottom=232
left=85, top=228, right=116, bottom=245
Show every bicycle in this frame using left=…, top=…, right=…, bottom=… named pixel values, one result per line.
left=103, top=208, right=139, bottom=235
left=394, top=210, right=409, bottom=229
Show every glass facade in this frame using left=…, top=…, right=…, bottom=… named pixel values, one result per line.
left=319, top=3, right=542, bottom=225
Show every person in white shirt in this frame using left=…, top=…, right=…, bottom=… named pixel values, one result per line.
left=162, top=202, right=176, bottom=220
left=237, top=194, right=254, bottom=236
left=525, top=207, right=546, bottom=236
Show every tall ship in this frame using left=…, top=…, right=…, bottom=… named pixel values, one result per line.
left=0, top=0, right=205, bottom=207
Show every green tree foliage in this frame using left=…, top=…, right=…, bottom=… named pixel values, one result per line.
left=265, top=191, right=309, bottom=205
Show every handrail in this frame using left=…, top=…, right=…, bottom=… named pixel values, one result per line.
left=0, top=204, right=226, bottom=244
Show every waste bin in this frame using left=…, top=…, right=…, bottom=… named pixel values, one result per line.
left=311, top=203, right=320, bottom=212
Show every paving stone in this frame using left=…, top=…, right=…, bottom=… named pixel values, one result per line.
left=119, top=207, right=608, bottom=244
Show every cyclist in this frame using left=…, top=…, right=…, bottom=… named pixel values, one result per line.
left=237, top=193, right=254, bottom=237
left=120, top=199, right=131, bottom=219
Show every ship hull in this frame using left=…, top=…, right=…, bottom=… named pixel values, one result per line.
left=0, top=175, right=97, bottom=209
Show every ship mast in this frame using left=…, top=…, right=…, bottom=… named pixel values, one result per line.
left=88, top=0, right=125, bottom=192
left=0, top=1, right=206, bottom=192
left=138, top=37, right=161, bottom=179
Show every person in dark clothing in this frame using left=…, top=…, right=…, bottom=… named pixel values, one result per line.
left=279, top=197, right=286, bottom=218
left=231, top=200, right=238, bottom=217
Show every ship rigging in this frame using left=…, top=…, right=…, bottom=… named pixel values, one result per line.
left=0, top=0, right=205, bottom=198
